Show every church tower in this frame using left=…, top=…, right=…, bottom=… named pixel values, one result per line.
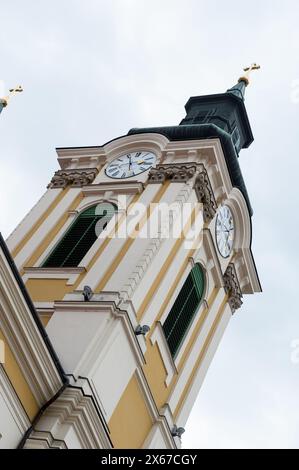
left=6, top=68, right=261, bottom=449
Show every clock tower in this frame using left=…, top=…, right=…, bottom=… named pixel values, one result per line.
left=6, top=70, right=261, bottom=449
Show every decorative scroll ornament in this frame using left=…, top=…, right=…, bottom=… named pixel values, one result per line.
left=223, top=264, right=243, bottom=314
left=194, top=169, right=217, bottom=223
left=148, top=164, right=198, bottom=184
left=48, top=168, right=98, bottom=189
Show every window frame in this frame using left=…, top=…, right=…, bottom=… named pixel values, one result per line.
left=41, top=202, right=118, bottom=269
left=162, top=263, right=206, bottom=360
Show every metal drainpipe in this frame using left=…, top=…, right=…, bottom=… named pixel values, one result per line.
left=17, top=378, right=69, bottom=449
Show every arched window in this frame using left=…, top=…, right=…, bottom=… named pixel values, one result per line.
left=163, top=264, right=205, bottom=358
left=43, top=203, right=117, bottom=268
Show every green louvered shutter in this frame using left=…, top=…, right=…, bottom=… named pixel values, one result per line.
left=43, top=203, right=116, bottom=268
left=163, top=264, right=205, bottom=358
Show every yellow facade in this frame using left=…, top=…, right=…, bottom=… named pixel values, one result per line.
left=0, top=329, right=39, bottom=420
left=108, top=374, right=153, bottom=449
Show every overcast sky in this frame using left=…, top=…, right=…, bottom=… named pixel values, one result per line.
left=1, top=0, right=299, bottom=449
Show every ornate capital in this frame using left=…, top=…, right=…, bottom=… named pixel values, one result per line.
left=148, top=164, right=198, bottom=184
left=48, top=168, right=98, bottom=189
left=194, top=169, right=217, bottom=223
left=223, top=264, right=243, bottom=314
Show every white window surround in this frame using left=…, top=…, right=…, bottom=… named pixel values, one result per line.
left=22, top=267, right=85, bottom=286
left=156, top=257, right=210, bottom=369
left=148, top=238, right=223, bottom=389
left=34, top=211, right=78, bottom=267
left=35, top=211, right=120, bottom=270
left=150, top=323, right=178, bottom=387
left=168, top=288, right=226, bottom=414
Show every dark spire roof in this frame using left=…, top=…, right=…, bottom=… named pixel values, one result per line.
left=128, top=75, right=258, bottom=217
left=179, top=83, right=254, bottom=152
left=227, top=79, right=247, bottom=101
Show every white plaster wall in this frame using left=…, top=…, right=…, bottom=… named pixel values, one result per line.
left=90, top=320, right=136, bottom=421
left=132, top=190, right=199, bottom=316
left=46, top=309, right=110, bottom=373
left=6, top=188, right=61, bottom=252
left=176, top=304, right=232, bottom=426
left=78, top=184, right=162, bottom=291
left=15, top=188, right=81, bottom=269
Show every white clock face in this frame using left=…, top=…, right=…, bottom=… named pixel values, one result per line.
left=216, top=206, right=235, bottom=258
left=106, top=151, right=156, bottom=179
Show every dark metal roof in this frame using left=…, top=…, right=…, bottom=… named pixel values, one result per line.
left=181, top=92, right=254, bottom=150
left=128, top=123, right=253, bottom=216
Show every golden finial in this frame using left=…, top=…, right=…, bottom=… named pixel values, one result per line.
left=1, top=85, right=23, bottom=107
left=238, top=64, right=261, bottom=87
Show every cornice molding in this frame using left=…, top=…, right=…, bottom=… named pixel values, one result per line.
left=82, top=181, right=144, bottom=196
left=0, top=248, right=63, bottom=404
left=24, top=431, right=68, bottom=449
left=23, top=267, right=85, bottom=286
left=25, top=387, right=112, bottom=449
left=48, top=168, right=98, bottom=189
left=223, top=264, right=243, bottom=314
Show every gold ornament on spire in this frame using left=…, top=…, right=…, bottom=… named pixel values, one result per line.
left=1, top=85, right=23, bottom=107
left=238, top=64, right=261, bottom=87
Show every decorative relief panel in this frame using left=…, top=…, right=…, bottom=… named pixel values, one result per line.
left=148, top=163, right=217, bottom=223
left=223, top=264, right=243, bottom=314
left=48, top=168, right=98, bottom=189
left=194, top=169, right=217, bottom=223
left=148, top=164, right=198, bottom=184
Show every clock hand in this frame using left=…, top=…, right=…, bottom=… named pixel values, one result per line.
left=115, top=162, right=132, bottom=167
